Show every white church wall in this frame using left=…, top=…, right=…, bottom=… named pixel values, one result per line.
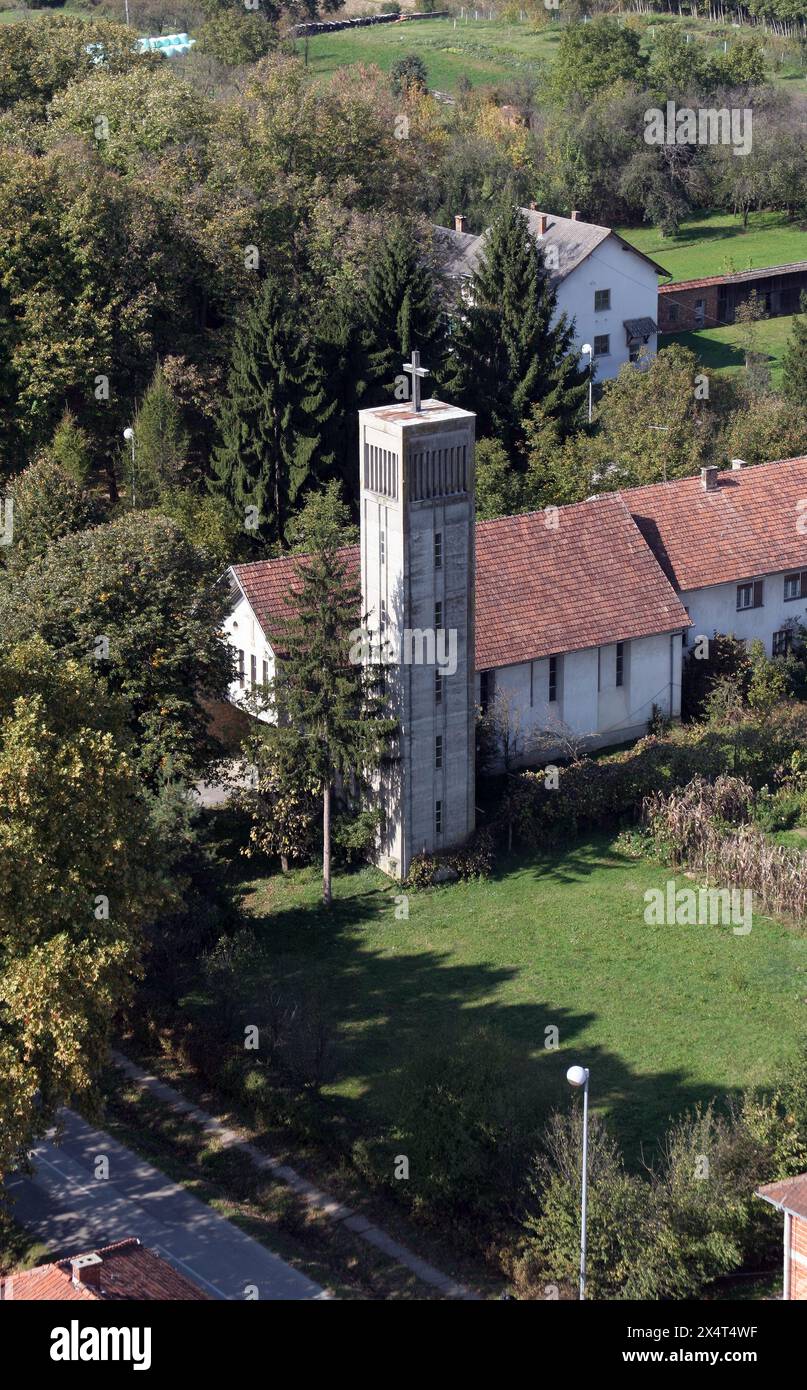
left=222, top=591, right=275, bottom=723
left=681, top=572, right=807, bottom=659
left=553, top=237, right=659, bottom=382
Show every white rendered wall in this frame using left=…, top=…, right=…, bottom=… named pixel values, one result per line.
left=222, top=591, right=275, bottom=723
left=550, top=236, right=660, bottom=381
left=681, top=572, right=807, bottom=657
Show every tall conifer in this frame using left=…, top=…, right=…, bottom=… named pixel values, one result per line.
left=446, top=205, right=586, bottom=458
left=363, top=220, right=446, bottom=404
left=210, top=277, right=334, bottom=546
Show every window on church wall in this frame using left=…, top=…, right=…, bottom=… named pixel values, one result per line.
left=615, top=642, right=624, bottom=688
left=434, top=532, right=443, bottom=569
left=262, top=658, right=269, bottom=686
left=435, top=734, right=443, bottom=769
left=435, top=799, right=443, bottom=836
left=380, top=530, right=385, bottom=566
left=479, top=669, right=494, bottom=713
left=380, top=599, right=387, bottom=631
left=250, top=653, right=257, bottom=688
left=434, top=601, right=443, bottom=630
left=548, top=656, right=558, bottom=703
left=435, top=671, right=443, bottom=705
left=237, top=649, right=245, bottom=686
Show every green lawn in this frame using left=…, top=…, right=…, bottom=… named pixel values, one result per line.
left=666, top=312, right=796, bottom=390
left=302, top=17, right=563, bottom=90
left=235, top=834, right=807, bottom=1162
left=618, top=212, right=807, bottom=283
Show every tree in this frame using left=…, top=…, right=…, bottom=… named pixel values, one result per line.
left=256, top=483, right=395, bottom=906
left=0, top=639, right=166, bottom=1179
left=3, top=454, right=96, bottom=574
left=782, top=294, right=807, bottom=407
left=196, top=11, right=277, bottom=66
left=724, top=393, right=807, bottom=466
left=549, top=18, right=647, bottom=103
left=447, top=205, right=586, bottom=459
left=363, top=219, right=446, bottom=405
left=133, top=363, right=189, bottom=505
left=0, top=513, right=232, bottom=784
left=592, top=344, right=711, bottom=487
left=210, top=277, right=334, bottom=547
left=390, top=54, right=428, bottom=99
left=49, top=409, right=92, bottom=486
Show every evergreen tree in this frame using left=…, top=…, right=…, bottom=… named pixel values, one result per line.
left=782, top=294, right=807, bottom=407
left=133, top=364, right=189, bottom=505
left=209, top=277, right=334, bottom=547
left=49, top=409, right=92, bottom=487
left=317, top=293, right=371, bottom=511
left=255, top=483, right=395, bottom=907
left=363, top=220, right=446, bottom=405
left=446, top=205, right=586, bottom=459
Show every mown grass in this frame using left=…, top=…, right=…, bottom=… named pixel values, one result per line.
left=618, top=211, right=807, bottom=283
left=666, top=312, right=796, bottom=390
left=235, top=833, right=807, bottom=1162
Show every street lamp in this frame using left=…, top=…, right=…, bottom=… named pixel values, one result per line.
left=123, top=427, right=135, bottom=509
left=566, top=1063, right=590, bottom=1300
left=581, top=343, right=593, bottom=425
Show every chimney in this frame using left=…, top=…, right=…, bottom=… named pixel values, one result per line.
left=71, top=1252, right=103, bottom=1291
left=731, top=458, right=745, bottom=470
left=701, top=466, right=719, bottom=492
left=536, top=212, right=547, bottom=236
left=571, top=210, right=581, bottom=221
left=454, top=214, right=467, bottom=234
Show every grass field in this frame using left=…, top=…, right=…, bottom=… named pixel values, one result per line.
left=618, top=212, right=807, bottom=283
left=666, top=311, right=796, bottom=390
left=233, top=833, right=807, bottom=1162
left=301, top=14, right=805, bottom=91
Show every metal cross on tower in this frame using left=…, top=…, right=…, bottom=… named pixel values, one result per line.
left=402, top=349, right=430, bottom=413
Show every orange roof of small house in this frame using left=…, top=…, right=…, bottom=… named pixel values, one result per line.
left=0, top=1237, right=211, bottom=1301
left=756, top=1173, right=807, bottom=1222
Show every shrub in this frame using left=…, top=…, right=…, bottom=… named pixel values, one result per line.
left=406, top=827, right=494, bottom=886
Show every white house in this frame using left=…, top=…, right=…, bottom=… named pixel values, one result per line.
left=221, top=385, right=807, bottom=878
left=435, top=209, right=668, bottom=380
left=623, top=457, right=807, bottom=661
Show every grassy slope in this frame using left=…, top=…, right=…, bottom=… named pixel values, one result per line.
left=302, top=14, right=805, bottom=91
left=237, top=834, right=807, bottom=1162
left=666, top=312, right=795, bottom=389
left=619, top=212, right=807, bottom=283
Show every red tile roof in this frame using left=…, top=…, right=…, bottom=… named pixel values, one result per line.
left=756, top=1173, right=807, bottom=1222
left=623, top=457, right=807, bottom=593
left=0, top=1238, right=210, bottom=1301
left=232, top=493, right=689, bottom=671
left=474, top=493, right=687, bottom=668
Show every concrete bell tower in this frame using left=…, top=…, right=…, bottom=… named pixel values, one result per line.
left=359, top=354, right=476, bottom=880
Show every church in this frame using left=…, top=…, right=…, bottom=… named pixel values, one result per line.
left=222, top=363, right=807, bottom=880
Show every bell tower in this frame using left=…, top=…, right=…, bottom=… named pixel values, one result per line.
left=359, top=357, right=476, bottom=880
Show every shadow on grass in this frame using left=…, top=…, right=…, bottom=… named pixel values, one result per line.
left=199, top=824, right=749, bottom=1166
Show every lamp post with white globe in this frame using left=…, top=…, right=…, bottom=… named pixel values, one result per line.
left=566, top=1063, right=590, bottom=1300
left=123, top=427, right=136, bottom=509
left=581, top=344, right=593, bottom=425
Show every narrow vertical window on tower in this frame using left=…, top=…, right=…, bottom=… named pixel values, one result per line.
left=380, top=599, right=387, bottom=632
left=380, top=530, right=385, bottom=565
left=435, top=671, right=443, bottom=705
left=434, top=601, right=443, bottom=630
left=434, top=531, right=443, bottom=569
left=435, top=799, right=443, bottom=836
left=435, top=734, right=443, bottom=769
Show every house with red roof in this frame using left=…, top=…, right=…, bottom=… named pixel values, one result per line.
left=756, top=1174, right=807, bottom=1300
left=0, top=1237, right=210, bottom=1301
left=221, top=381, right=807, bottom=877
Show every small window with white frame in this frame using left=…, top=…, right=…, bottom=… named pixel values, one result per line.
left=737, top=580, right=763, bottom=611
left=784, top=572, right=805, bottom=602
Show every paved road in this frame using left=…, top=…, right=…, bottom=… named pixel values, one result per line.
left=4, top=1109, right=326, bottom=1301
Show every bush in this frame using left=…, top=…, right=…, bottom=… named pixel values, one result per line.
left=405, top=828, right=494, bottom=886
left=357, top=1024, right=537, bottom=1237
